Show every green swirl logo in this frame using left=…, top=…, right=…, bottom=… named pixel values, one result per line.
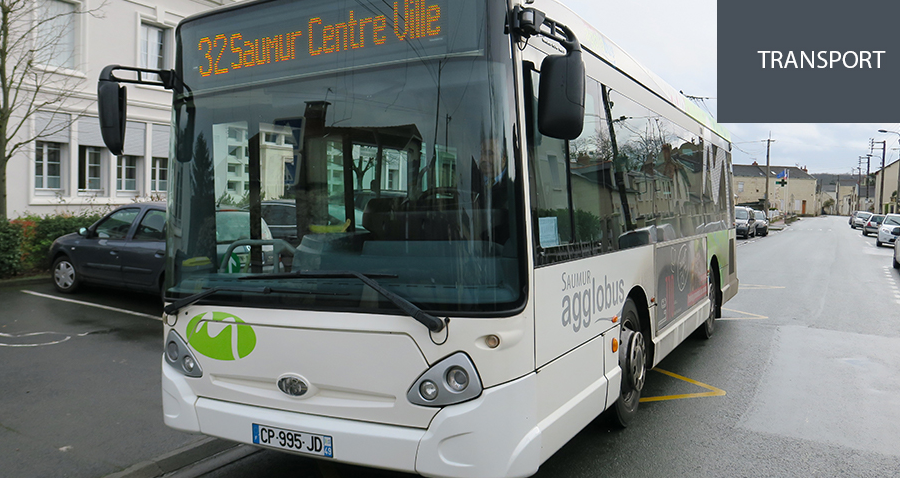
left=186, top=312, right=257, bottom=360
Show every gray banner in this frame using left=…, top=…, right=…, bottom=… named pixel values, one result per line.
left=718, top=0, right=900, bottom=122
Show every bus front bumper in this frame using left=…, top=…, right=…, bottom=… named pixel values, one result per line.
left=162, top=360, right=541, bottom=478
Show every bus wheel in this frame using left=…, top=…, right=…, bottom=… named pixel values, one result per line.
left=696, top=269, right=719, bottom=340
left=613, top=299, right=645, bottom=427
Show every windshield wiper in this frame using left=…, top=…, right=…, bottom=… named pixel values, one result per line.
left=240, top=271, right=446, bottom=333
left=163, top=285, right=345, bottom=316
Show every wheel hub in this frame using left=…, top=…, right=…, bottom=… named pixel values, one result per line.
left=619, top=328, right=646, bottom=392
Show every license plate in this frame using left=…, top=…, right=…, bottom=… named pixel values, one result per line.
left=252, top=423, right=333, bottom=457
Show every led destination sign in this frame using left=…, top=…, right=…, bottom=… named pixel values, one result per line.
left=180, top=0, right=476, bottom=92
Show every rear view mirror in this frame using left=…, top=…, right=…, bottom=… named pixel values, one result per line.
left=892, top=227, right=900, bottom=235
left=538, top=50, right=585, bottom=140
left=98, top=65, right=127, bottom=156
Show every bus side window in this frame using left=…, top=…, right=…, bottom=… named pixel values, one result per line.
left=567, top=78, right=623, bottom=254
left=525, top=67, right=573, bottom=265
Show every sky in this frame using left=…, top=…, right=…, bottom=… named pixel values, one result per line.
left=562, top=0, right=900, bottom=175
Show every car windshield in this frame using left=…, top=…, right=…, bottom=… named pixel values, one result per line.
left=166, top=0, right=523, bottom=315
left=885, top=215, right=900, bottom=226
left=753, top=211, right=766, bottom=220
left=858, top=212, right=872, bottom=220
left=735, top=209, right=749, bottom=220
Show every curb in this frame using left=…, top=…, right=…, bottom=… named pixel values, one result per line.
left=0, top=274, right=50, bottom=287
left=102, top=438, right=248, bottom=478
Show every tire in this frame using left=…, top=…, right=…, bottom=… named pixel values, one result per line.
left=696, top=268, right=720, bottom=340
left=612, top=298, right=646, bottom=428
left=52, top=256, right=80, bottom=293
left=877, top=240, right=882, bottom=247
left=863, top=231, right=868, bottom=236
left=893, top=256, right=899, bottom=269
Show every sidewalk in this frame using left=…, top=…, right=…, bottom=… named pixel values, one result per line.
left=768, top=218, right=787, bottom=231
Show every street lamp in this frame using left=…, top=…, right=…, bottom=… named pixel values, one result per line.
left=878, top=129, right=900, bottom=214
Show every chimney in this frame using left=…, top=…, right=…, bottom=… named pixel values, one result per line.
left=752, top=160, right=758, bottom=166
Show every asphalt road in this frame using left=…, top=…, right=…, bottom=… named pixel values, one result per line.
left=0, top=282, right=206, bottom=478
left=3, top=215, right=899, bottom=477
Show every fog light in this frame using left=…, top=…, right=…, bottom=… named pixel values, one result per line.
left=446, top=366, right=469, bottom=392
left=183, top=356, right=196, bottom=373
left=166, top=341, right=179, bottom=361
left=420, top=380, right=438, bottom=400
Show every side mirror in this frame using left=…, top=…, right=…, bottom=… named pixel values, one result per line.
left=538, top=50, right=585, bottom=140
left=892, top=227, right=900, bottom=235
left=98, top=65, right=127, bottom=156
left=78, top=227, right=89, bottom=237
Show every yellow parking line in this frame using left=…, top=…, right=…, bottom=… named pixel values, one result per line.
left=719, top=307, right=768, bottom=320
left=639, top=368, right=726, bottom=402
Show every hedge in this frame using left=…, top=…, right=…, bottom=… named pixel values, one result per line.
left=1, top=212, right=103, bottom=279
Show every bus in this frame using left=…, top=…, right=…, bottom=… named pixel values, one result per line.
left=98, top=0, right=737, bottom=476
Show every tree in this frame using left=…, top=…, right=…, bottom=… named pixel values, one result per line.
left=0, top=0, right=103, bottom=221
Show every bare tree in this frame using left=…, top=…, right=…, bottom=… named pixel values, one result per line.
left=0, top=0, right=103, bottom=220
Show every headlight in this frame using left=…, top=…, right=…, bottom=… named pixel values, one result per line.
left=407, top=352, right=482, bottom=407
left=164, top=329, right=203, bottom=378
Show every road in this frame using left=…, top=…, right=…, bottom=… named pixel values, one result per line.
left=0, top=282, right=206, bottom=478
left=2, top=215, right=899, bottom=477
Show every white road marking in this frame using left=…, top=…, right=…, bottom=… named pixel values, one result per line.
left=21, top=290, right=161, bottom=321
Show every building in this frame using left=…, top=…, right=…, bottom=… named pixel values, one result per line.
left=873, top=159, right=900, bottom=214
left=733, top=163, right=818, bottom=216
left=4, top=0, right=235, bottom=219
left=818, top=179, right=859, bottom=215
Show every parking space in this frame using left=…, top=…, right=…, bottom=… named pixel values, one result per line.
left=0, top=282, right=202, bottom=478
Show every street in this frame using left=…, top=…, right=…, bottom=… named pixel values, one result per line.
left=3, top=215, right=900, bottom=477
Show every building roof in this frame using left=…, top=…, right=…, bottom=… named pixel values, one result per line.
left=733, top=164, right=816, bottom=180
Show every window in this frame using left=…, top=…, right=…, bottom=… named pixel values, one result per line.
left=151, top=157, right=167, bottom=192
left=36, top=0, right=76, bottom=69
left=78, top=146, right=103, bottom=190
left=118, top=156, right=138, bottom=191
left=133, top=209, right=166, bottom=241
left=140, top=24, right=166, bottom=81
left=95, top=208, right=140, bottom=240
left=738, top=181, right=744, bottom=192
left=35, top=142, right=62, bottom=189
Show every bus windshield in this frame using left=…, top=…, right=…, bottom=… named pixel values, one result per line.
left=166, top=0, right=523, bottom=315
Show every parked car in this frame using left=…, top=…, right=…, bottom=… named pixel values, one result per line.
left=849, top=211, right=859, bottom=227
left=862, top=214, right=884, bottom=236
left=752, top=209, right=769, bottom=236
left=50, top=203, right=276, bottom=297
left=734, top=206, right=756, bottom=238
left=894, top=235, right=900, bottom=269
left=852, top=211, right=872, bottom=229
left=877, top=214, right=900, bottom=247
left=50, top=202, right=167, bottom=297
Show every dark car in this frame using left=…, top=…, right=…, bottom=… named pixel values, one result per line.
left=734, top=206, right=756, bottom=239
left=49, top=203, right=276, bottom=297
left=752, top=209, right=769, bottom=236
left=49, top=202, right=167, bottom=297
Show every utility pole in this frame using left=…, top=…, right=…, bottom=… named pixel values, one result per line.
left=764, top=134, right=774, bottom=217
left=872, top=139, right=886, bottom=213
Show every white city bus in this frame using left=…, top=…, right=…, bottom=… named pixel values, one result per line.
left=99, top=0, right=737, bottom=476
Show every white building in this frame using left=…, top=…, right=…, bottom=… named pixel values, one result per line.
left=5, top=0, right=235, bottom=219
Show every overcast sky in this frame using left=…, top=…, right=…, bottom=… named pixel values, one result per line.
left=563, top=0, right=900, bottom=175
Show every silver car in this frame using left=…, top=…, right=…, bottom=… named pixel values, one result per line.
left=853, top=211, right=872, bottom=229
left=877, top=214, right=900, bottom=247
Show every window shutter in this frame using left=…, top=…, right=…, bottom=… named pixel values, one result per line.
left=152, top=124, right=170, bottom=157
left=123, top=121, right=146, bottom=156
left=35, top=112, right=71, bottom=142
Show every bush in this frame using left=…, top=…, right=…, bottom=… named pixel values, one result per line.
left=3, top=212, right=103, bottom=275
left=0, top=221, right=23, bottom=278
left=24, top=213, right=103, bottom=270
